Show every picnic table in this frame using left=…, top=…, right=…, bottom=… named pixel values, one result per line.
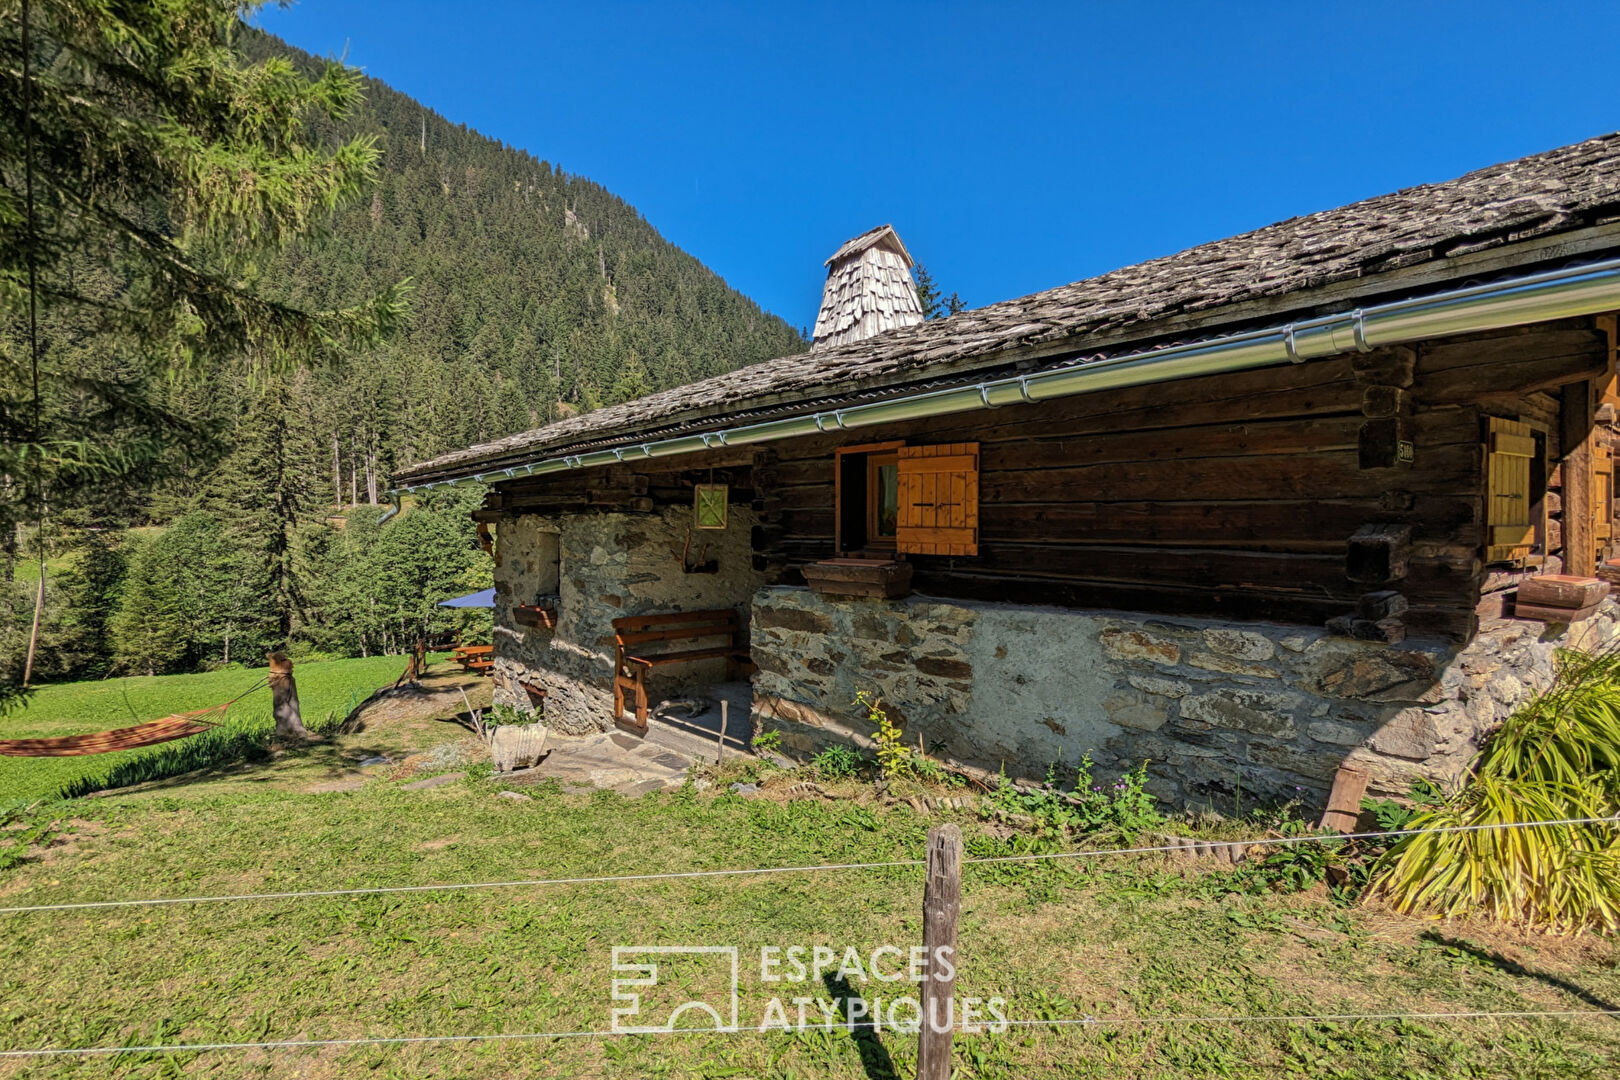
left=453, top=644, right=494, bottom=676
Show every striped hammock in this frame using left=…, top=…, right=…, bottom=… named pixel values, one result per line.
left=0, top=679, right=266, bottom=757
left=0, top=711, right=219, bottom=757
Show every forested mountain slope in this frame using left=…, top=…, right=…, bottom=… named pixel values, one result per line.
left=243, top=29, right=806, bottom=498
left=5, top=29, right=804, bottom=684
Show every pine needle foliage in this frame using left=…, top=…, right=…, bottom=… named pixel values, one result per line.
left=0, top=0, right=409, bottom=374
left=1368, top=648, right=1620, bottom=933
left=0, top=1, right=410, bottom=541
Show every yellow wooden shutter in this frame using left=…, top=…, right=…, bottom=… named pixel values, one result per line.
left=1598, top=315, right=1620, bottom=408
left=1594, top=443, right=1613, bottom=551
left=896, top=443, right=979, bottom=556
left=1484, top=417, right=1535, bottom=563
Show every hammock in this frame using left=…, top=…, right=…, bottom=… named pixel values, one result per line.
left=0, top=679, right=266, bottom=758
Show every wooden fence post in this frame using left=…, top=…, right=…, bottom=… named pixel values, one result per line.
left=1319, top=764, right=1370, bottom=833
left=716, top=699, right=728, bottom=765
left=267, top=652, right=309, bottom=740
left=918, top=823, right=962, bottom=1080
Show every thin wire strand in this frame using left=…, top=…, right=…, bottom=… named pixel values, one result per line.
left=1, top=814, right=1614, bottom=917
left=2, top=1009, right=1615, bottom=1059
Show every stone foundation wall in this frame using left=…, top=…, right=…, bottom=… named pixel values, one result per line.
left=491, top=505, right=764, bottom=733
left=750, top=586, right=1620, bottom=807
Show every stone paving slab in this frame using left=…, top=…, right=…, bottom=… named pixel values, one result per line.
left=504, top=730, right=693, bottom=795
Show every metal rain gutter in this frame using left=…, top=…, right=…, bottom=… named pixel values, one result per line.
left=392, top=255, right=1620, bottom=496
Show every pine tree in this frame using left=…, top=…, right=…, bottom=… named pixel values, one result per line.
left=1, top=1, right=406, bottom=698
left=110, top=536, right=188, bottom=676
left=913, top=262, right=965, bottom=320
left=44, top=526, right=126, bottom=677
left=205, top=377, right=321, bottom=648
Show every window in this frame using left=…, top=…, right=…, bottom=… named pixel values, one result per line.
left=867, top=452, right=899, bottom=542
left=835, top=441, right=980, bottom=557
left=836, top=442, right=904, bottom=554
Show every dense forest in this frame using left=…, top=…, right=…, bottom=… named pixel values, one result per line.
left=2, top=28, right=806, bottom=685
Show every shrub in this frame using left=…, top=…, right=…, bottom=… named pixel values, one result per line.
left=1368, top=647, right=1620, bottom=933
left=811, top=744, right=864, bottom=780
left=858, top=690, right=909, bottom=779
left=988, top=756, right=1165, bottom=840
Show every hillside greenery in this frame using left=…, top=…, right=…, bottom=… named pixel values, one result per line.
left=3, top=18, right=805, bottom=688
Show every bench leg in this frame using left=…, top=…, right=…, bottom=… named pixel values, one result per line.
left=613, top=670, right=626, bottom=722
left=634, top=668, right=649, bottom=731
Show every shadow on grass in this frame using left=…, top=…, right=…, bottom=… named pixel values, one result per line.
left=1422, top=932, right=1620, bottom=1013
left=59, top=727, right=406, bottom=799
left=56, top=666, right=479, bottom=799
left=822, top=971, right=900, bottom=1080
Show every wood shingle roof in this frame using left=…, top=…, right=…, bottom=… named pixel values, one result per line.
left=811, top=225, right=925, bottom=348
left=398, top=132, right=1620, bottom=485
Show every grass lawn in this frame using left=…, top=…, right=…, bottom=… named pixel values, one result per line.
left=0, top=655, right=417, bottom=801
left=0, top=665, right=1617, bottom=1078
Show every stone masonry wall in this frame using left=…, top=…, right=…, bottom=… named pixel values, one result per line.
left=491, top=505, right=764, bottom=733
left=750, top=586, right=1620, bottom=807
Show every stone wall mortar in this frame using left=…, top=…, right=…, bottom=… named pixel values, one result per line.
left=749, top=586, right=1620, bottom=808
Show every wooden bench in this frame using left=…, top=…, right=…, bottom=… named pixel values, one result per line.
left=612, top=609, right=747, bottom=732
left=453, top=644, right=494, bottom=676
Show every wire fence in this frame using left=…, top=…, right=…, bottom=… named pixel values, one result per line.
left=3, top=1008, right=1616, bottom=1059
left=3, top=813, right=1615, bottom=917
left=5, top=812, right=1618, bottom=1063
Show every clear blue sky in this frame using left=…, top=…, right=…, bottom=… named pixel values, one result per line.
left=257, top=1, right=1620, bottom=333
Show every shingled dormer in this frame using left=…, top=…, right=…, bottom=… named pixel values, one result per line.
left=811, top=224, right=925, bottom=348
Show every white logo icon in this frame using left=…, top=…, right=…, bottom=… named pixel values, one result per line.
left=610, top=946, right=740, bottom=1033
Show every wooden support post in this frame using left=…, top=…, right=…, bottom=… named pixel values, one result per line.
left=918, top=824, right=962, bottom=1080
left=1318, top=764, right=1370, bottom=833
left=716, top=699, right=728, bottom=765
left=1562, top=380, right=1597, bottom=577
left=267, top=652, right=309, bottom=740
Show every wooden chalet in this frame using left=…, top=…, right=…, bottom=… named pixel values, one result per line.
left=396, top=133, right=1620, bottom=807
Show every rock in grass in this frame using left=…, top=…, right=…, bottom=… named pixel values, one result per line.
left=729, top=782, right=760, bottom=795
left=497, top=790, right=532, bottom=802
left=402, top=772, right=464, bottom=790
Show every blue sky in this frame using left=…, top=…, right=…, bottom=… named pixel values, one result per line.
left=257, top=1, right=1620, bottom=334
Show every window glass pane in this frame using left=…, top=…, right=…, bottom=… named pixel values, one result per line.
left=876, top=463, right=899, bottom=537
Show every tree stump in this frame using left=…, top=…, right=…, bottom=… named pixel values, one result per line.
left=267, top=652, right=310, bottom=740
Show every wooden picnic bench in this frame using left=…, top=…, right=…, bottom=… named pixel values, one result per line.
left=453, top=644, right=494, bottom=676
left=612, top=609, right=748, bottom=732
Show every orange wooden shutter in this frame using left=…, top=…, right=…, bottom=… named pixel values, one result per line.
left=896, top=443, right=979, bottom=556
left=1594, top=443, right=1613, bottom=553
left=1484, top=417, right=1535, bottom=563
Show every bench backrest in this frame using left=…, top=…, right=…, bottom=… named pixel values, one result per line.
left=613, top=609, right=740, bottom=653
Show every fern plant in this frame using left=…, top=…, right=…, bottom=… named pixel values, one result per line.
left=1368, top=648, right=1620, bottom=933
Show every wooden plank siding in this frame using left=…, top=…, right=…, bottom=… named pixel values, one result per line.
left=482, top=317, right=1609, bottom=644
left=748, top=318, right=1608, bottom=642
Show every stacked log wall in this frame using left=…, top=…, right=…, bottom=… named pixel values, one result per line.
left=752, top=318, right=1609, bottom=642
left=480, top=319, right=1609, bottom=644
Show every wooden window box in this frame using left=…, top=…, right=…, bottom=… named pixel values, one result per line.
left=802, top=558, right=913, bottom=599
left=513, top=602, right=558, bottom=629
left=1512, top=574, right=1609, bottom=623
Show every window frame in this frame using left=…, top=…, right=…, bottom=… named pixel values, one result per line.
left=834, top=441, right=905, bottom=556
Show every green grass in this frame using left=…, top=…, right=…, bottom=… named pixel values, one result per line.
left=0, top=655, right=416, bottom=801
left=0, top=708, right=1616, bottom=1078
